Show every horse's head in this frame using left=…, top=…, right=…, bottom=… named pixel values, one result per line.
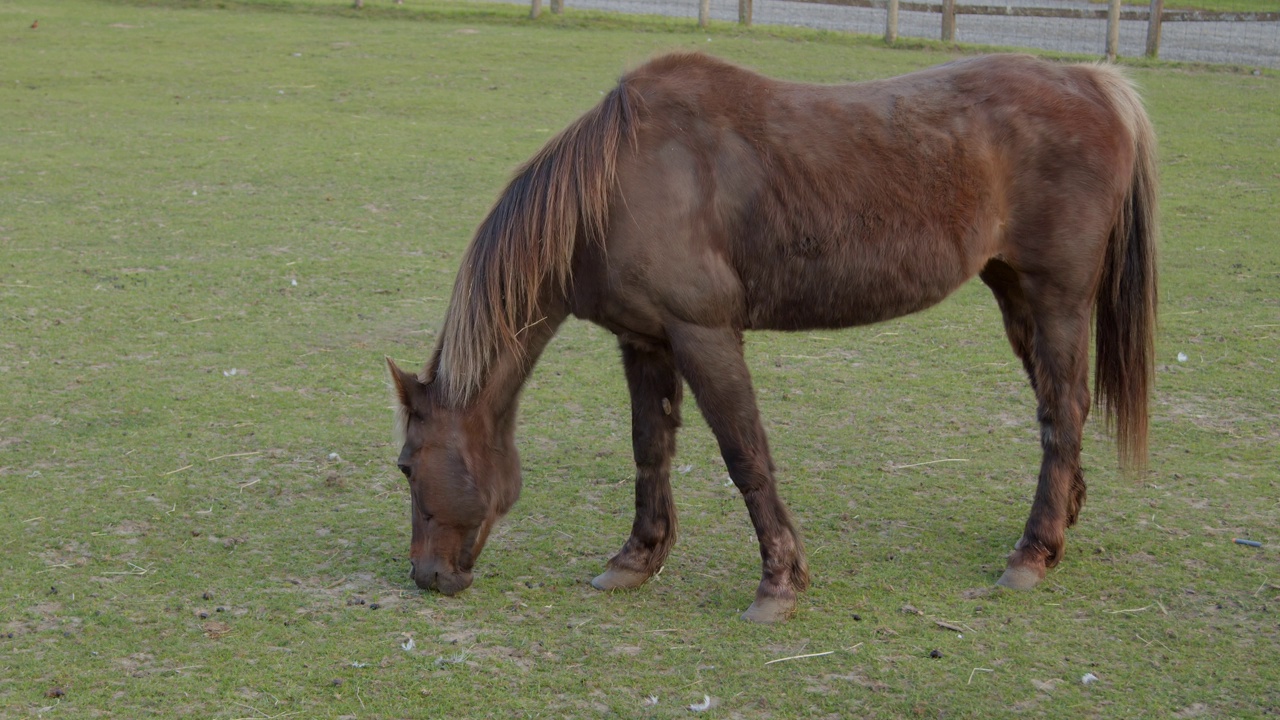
left=387, top=358, right=521, bottom=595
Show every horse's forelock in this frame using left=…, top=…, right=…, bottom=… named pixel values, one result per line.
left=393, top=401, right=409, bottom=446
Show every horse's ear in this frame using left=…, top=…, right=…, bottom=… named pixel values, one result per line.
left=387, top=357, right=429, bottom=412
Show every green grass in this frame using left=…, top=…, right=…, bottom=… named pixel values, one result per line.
left=2, top=0, right=1278, bottom=717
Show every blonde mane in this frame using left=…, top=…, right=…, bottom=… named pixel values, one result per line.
left=429, top=81, right=638, bottom=407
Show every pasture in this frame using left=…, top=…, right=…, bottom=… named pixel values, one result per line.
left=2, top=0, right=1277, bottom=716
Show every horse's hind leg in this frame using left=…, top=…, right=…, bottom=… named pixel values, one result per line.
left=980, top=260, right=1037, bottom=392
left=984, top=261, right=1091, bottom=531
left=592, top=341, right=683, bottom=591
left=667, top=323, right=809, bottom=623
left=988, top=269, right=1093, bottom=590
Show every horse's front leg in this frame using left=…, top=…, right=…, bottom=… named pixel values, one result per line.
left=668, top=323, right=809, bottom=623
left=591, top=341, right=683, bottom=591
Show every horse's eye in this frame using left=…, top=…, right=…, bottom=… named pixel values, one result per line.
left=397, top=463, right=412, bottom=479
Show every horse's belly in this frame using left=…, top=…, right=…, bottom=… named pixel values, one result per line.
left=741, top=260, right=969, bottom=331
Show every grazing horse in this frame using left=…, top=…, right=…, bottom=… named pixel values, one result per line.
left=387, top=53, right=1157, bottom=622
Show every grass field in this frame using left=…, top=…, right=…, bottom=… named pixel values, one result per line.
left=2, top=0, right=1278, bottom=717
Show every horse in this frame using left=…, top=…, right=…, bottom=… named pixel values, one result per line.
left=387, top=52, right=1158, bottom=622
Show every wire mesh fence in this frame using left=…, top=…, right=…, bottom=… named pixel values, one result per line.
left=508, top=0, right=1279, bottom=68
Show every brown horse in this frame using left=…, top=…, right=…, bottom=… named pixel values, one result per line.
left=387, top=53, right=1157, bottom=622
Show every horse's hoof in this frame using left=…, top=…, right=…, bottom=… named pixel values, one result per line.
left=590, top=567, right=650, bottom=591
left=741, top=595, right=795, bottom=623
left=996, top=565, right=1044, bottom=590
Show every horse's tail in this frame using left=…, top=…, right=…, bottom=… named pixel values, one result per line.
left=1092, top=68, right=1159, bottom=473
left=434, top=79, right=640, bottom=406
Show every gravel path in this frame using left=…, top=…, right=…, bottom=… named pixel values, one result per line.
left=512, top=0, right=1279, bottom=67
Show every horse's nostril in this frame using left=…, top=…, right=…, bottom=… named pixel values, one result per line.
left=410, top=561, right=440, bottom=590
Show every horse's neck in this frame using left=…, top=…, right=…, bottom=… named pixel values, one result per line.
left=460, top=303, right=568, bottom=424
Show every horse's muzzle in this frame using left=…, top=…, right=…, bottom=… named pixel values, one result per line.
left=410, top=559, right=473, bottom=595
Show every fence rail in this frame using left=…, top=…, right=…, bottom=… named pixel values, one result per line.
left=789, top=0, right=1279, bottom=22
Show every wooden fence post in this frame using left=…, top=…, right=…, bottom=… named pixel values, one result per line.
left=885, top=0, right=899, bottom=43
left=1145, top=0, right=1164, bottom=58
left=551, top=0, right=563, bottom=14
left=739, top=0, right=753, bottom=26
left=530, top=0, right=542, bottom=19
left=699, top=0, right=710, bottom=28
left=941, top=0, right=956, bottom=42
left=1106, top=0, right=1122, bottom=60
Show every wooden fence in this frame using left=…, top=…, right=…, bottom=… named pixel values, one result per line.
left=794, top=0, right=1280, bottom=59
left=527, top=0, right=1280, bottom=62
